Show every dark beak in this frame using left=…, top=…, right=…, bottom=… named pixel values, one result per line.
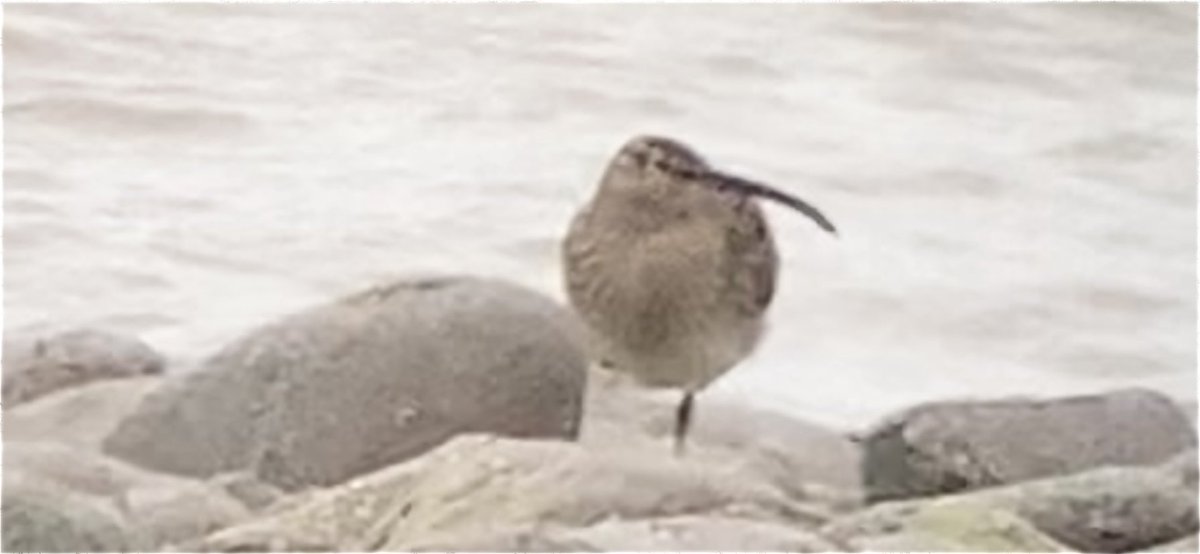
left=703, top=170, right=838, bottom=235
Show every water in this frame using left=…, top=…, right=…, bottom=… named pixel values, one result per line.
left=4, top=4, right=1195, bottom=428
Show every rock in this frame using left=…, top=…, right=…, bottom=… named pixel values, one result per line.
left=3, top=477, right=137, bottom=552
left=4, top=377, right=161, bottom=449
left=1012, top=448, right=1196, bottom=553
left=198, top=434, right=836, bottom=552
left=823, top=500, right=1068, bottom=551
left=536, top=515, right=840, bottom=551
left=207, top=471, right=286, bottom=512
left=103, top=276, right=588, bottom=491
left=5, top=442, right=251, bottom=549
left=409, top=515, right=841, bottom=552
left=825, top=450, right=1197, bottom=552
left=582, top=370, right=863, bottom=508
left=1159, top=447, right=1197, bottom=489
left=861, top=388, right=1196, bottom=502
left=1176, top=398, right=1197, bottom=430
left=404, top=525, right=588, bottom=552
left=1146, top=533, right=1198, bottom=552
left=3, top=328, right=165, bottom=406
left=124, top=484, right=250, bottom=550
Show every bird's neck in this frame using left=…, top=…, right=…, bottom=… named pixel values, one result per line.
left=589, top=188, right=678, bottom=234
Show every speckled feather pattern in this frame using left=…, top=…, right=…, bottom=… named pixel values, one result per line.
left=563, top=137, right=778, bottom=391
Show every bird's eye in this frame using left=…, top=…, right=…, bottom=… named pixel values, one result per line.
left=653, top=159, right=672, bottom=172
left=629, top=149, right=649, bottom=167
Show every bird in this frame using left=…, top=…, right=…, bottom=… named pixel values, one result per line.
left=562, top=135, right=837, bottom=455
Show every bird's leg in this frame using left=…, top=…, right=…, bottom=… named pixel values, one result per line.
left=673, top=390, right=694, bottom=457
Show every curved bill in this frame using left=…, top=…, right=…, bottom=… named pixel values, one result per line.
left=703, top=170, right=838, bottom=235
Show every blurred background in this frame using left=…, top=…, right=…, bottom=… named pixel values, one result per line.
left=4, top=3, right=1195, bottom=428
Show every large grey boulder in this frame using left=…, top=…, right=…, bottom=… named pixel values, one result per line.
left=825, top=449, right=1198, bottom=552
left=1177, top=398, right=1197, bottom=430
left=3, top=328, right=165, bottom=406
left=5, top=442, right=250, bottom=550
left=861, top=388, right=1196, bottom=502
left=4, top=377, right=161, bottom=449
left=102, top=276, right=588, bottom=490
left=197, top=434, right=839, bottom=552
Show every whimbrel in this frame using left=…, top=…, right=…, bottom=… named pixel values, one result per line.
left=562, top=135, right=837, bottom=455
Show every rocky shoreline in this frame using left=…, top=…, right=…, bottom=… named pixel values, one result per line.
left=4, top=275, right=1196, bottom=552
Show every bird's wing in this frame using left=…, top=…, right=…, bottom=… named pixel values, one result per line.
left=562, top=206, right=598, bottom=306
left=725, top=203, right=779, bottom=317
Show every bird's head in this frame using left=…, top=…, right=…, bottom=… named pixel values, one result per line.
left=597, top=134, right=838, bottom=235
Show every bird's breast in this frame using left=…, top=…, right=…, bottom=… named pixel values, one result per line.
left=565, top=213, right=752, bottom=351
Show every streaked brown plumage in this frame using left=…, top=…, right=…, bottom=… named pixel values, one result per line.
left=563, top=135, right=837, bottom=454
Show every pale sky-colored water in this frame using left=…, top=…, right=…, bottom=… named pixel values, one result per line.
left=4, top=4, right=1196, bottom=428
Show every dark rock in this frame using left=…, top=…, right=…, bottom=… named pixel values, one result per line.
left=861, top=388, right=1196, bottom=502
left=3, top=328, right=165, bottom=406
left=102, top=276, right=588, bottom=490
